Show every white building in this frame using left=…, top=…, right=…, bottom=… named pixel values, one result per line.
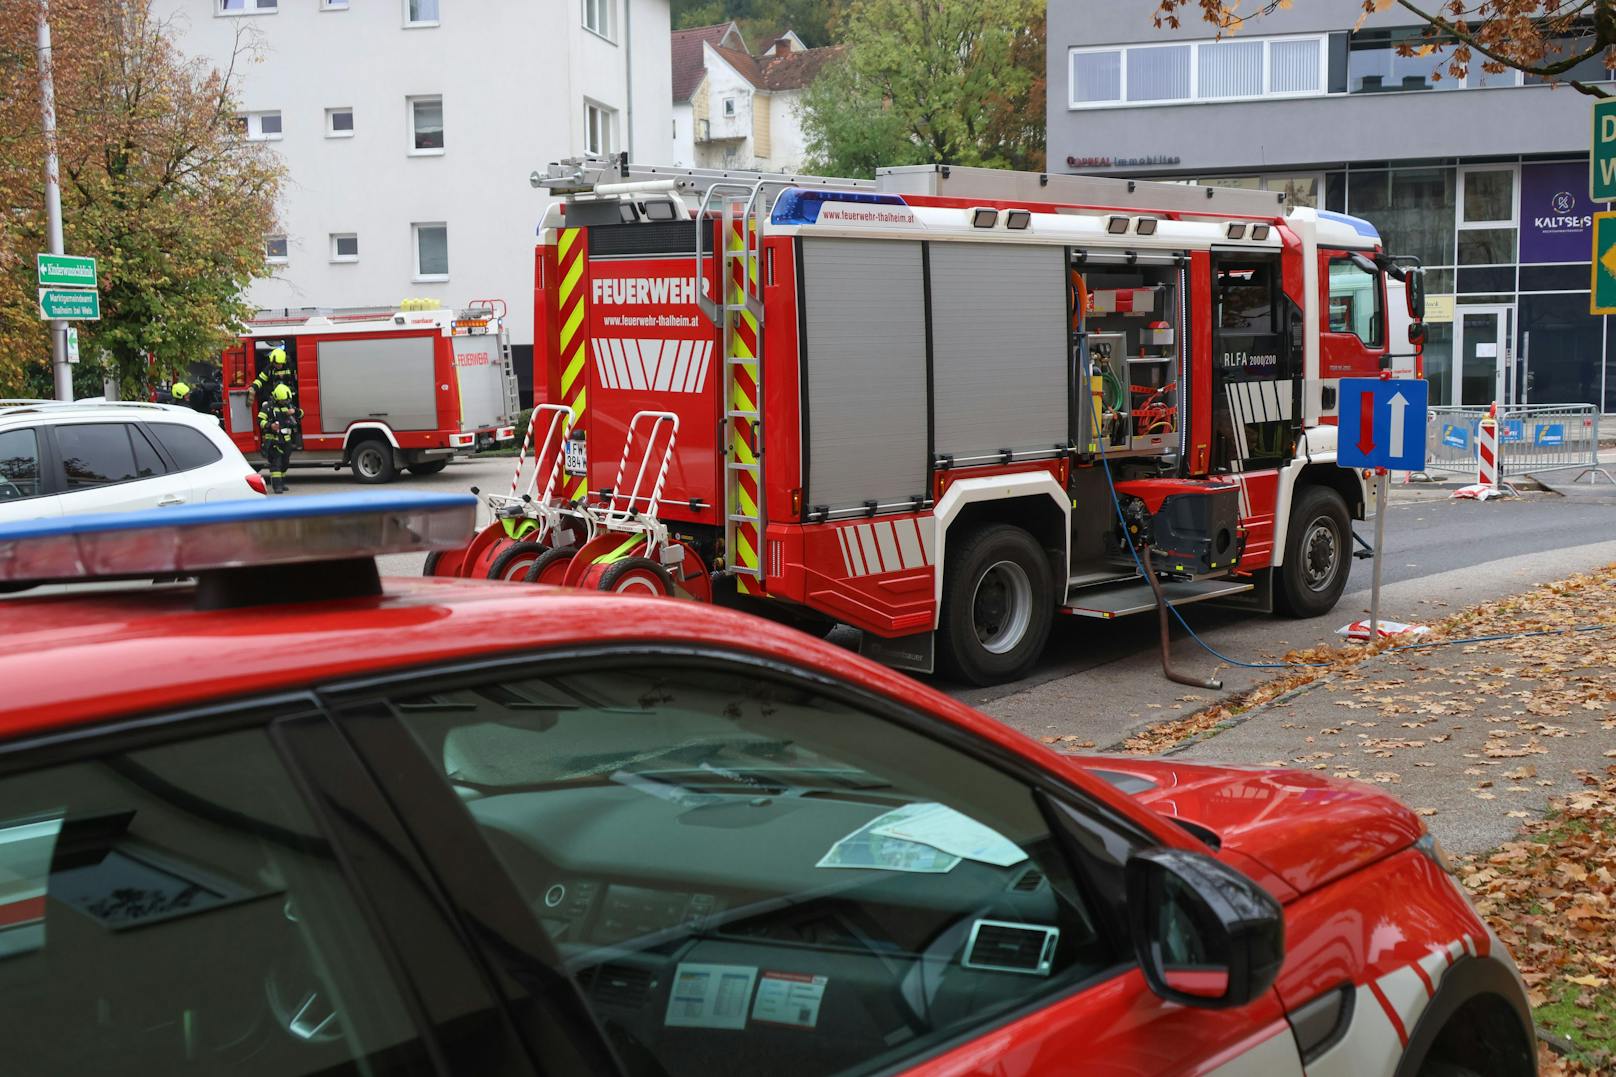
left=670, top=23, right=840, bottom=172
left=154, top=0, right=673, bottom=392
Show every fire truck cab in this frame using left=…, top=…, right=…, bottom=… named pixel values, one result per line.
left=220, top=300, right=521, bottom=483
left=511, top=160, right=1425, bottom=685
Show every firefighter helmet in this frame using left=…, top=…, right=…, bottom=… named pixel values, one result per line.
left=170, top=382, right=190, bottom=400
left=268, top=347, right=287, bottom=366
left=272, top=383, right=293, bottom=402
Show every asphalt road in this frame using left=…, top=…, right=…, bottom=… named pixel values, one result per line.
left=295, top=456, right=1616, bottom=748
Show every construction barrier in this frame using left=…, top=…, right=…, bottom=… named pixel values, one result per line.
left=1421, top=403, right=1611, bottom=483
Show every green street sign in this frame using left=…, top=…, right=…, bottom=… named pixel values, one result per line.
left=1593, top=212, right=1616, bottom=315
left=36, top=253, right=97, bottom=289
left=38, top=288, right=100, bottom=320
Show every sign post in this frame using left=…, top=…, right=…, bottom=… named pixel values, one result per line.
left=1337, top=376, right=1429, bottom=642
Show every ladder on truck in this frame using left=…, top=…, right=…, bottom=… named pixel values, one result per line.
left=540, top=155, right=876, bottom=201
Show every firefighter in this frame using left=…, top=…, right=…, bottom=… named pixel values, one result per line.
left=252, top=346, right=291, bottom=397
left=258, top=383, right=302, bottom=494
left=168, top=381, right=192, bottom=405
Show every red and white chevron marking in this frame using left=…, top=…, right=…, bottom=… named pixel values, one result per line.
left=1477, top=416, right=1499, bottom=489
left=593, top=338, right=713, bottom=394
left=836, top=518, right=934, bottom=578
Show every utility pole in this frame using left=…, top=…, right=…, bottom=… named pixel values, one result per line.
left=37, top=0, right=71, bottom=402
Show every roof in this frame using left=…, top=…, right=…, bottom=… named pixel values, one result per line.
left=710, top=42, right=845, bottom=93
left=672, top=22, right=745, bottom=100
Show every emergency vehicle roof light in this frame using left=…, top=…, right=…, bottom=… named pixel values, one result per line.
left=1226, top=222, right=1247, bottom=240
left=643, top=199, right=679, bottom=222
left=0, top=492, right=476, bottom=600
left=770, top=188, right=909, bottom=225
left=1004, top=209, right=1031, bottom=230
left=1135, top=216, right=1158, bottom=236
left=1106, top=215, right=1130, bottom=235
left=971, top=207, right=999, bottom=228
left=1250, top=223, right=1270, bottom=241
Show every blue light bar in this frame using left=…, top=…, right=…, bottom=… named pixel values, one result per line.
left=1318, top=209, right=1381, bottom=243
left=0, top=491, right=476, bottom=584
left=771, top=189, right=911, bottom=225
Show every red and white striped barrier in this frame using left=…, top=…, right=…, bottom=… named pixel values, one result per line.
left=1453, top=402, right=1509, bottom=500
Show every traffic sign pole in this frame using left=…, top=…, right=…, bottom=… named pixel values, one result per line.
left=1369, top=468, right=1388, bottom=643
left=35, top=0, right=70, bottom=402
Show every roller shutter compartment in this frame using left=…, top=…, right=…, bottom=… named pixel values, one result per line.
left=317, top=336, right=438, bottom=433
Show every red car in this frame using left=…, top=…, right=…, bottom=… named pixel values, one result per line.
left=0, top=494, right=1533, bottom=1077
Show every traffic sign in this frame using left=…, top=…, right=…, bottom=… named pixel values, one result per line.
left=36, top=253, right=96, bottom=289
left=1337, top=377, right=1428, bottom=471
left=1597, top=99, right=1616, bottom=201
left=65, top=326, right=79, bottom=364
left=37, top=288, right=100, bottom=320
left=1594, top=211, right=1616, bottom=314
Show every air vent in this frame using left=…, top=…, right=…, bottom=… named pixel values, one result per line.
left=962, top=920, right=1059, bottom=976
left=1010, top=867, right=1044, bottom=892
left=591, top=963, right=655, bottom=1008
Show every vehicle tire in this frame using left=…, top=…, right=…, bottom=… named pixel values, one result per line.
left=596, top=556, right=674, bottom=596
left=935, top=524, right=1055, bottom=686
left=422, top=550, right=443, bottom=577
left=1276, top=485, right=1352, bottom=618
left=487, top=541, right=548, bottom=582
left=523, top=545, right=577, bottom=586
left=349, top=439, right=396, bottom=484
left=407, top=460, right=448, bottom=477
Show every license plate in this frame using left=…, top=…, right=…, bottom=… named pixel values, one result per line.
left=564, top=440, right=587, bottom=477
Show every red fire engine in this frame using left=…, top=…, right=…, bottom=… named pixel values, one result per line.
left=433, top=161, right=1426, bottom=686
left=219, top=300, right=521, bottom=482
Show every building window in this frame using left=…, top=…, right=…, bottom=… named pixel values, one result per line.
left=1127, top=44, right=1190, bottom=102
left=330, top=233, right=359, bottom=262
left=321, top=0, right=348, bottom=8
left=265, top=235, right=289, bottom=264
left=1346, top=27, right=1520, bottom=93
left=326, top=107, right=354, bottom=137
left=409, top=96, right=444, bottom=154
left=723, top=97, right=736, bottom=116
left=237, top=111, right=282, bottom=140
left=585, top=101, right=615, bottom=156
left=1268, top=37, right=1323, bottom=93
left=1071, top=49, right=1122, bottom=105
left=1459, top=167, right=1516, bottom=227
left=413, top=222, right=448, bottom=281
left=583, top=0, right=611, bottom=38
left=404, top=0, right=439, bottom=27
left=217, top=0, right=276, bottom=14
left=1069, top=35, right=1326, bottom=109
left=1197, top=39, right=1262, bottom=99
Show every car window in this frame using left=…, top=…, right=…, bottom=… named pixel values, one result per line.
left=130, top=424, right=167, bottom=478
left=147, top=422, right=224, bottom=472
left=55, top=423, right=140, bottom=489
left=1328, top=258, right=1384, bottom=347
left=0, top=428, right=45, bottom=501
left=0, top=725, right=431, bottom=1076
left=386, top=662, right=1122, bottom=1077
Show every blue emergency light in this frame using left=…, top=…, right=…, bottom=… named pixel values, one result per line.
left=771, top=189, right=911, bottom=225
left=0, top=492, right=476, bottom=607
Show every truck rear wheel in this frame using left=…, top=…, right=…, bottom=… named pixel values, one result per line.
left=350, top=439, right=396, bottom=484
left=936, top=524, right=1054, bottom=686
left=1276, top=485, right=1352, bottom=618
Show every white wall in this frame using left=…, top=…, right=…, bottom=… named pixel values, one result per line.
left=766, top=89, right=808, bottom=172
left=671, top=102, right=694, bottom=166
left=153, top=0, right=671, bottom=350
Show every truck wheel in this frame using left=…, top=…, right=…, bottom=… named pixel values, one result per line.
left=523, top=546, right=577, bottom=586
left=488, top=541, right=547, bottom=582
left=407, top=460, right=448, bottom=476
left=936, top=524, right=1054, bottom=686
left=350, top=439, right=396, bottom=484
left=1276, top=485, right=1352, bottom=618
left=597, top=557, right=674, bottom=596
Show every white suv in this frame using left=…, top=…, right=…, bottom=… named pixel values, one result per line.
left=0, top=401, right=265, bottom=523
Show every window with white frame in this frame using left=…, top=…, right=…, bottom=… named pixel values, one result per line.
left=723, top=97, right=736, bottom=116
left=265, top=235, right=289, bottom=264
left=1069, top=35, right=1327, bottom=108
left=330, top=233, right=359, bottom=262
left=326, top=107, right=354, bottom=137
left=405, top=0, right=439, bottom=27
left=413, top=223, right=448, bottom=280
left=237, top=111, right=283, bottom=140
left=585, top=101, right=615, bottom=156
left=409, top=96, right=444, bottom=153
left=218, top=0, right=276, bottom=14
left=583, top=0, right=611, bottom=38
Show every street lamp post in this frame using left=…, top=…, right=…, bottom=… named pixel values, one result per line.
left=37, top=0, right=72, bottom=402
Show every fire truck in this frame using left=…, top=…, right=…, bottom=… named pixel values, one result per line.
left=433, top=160, right=1426, bottom=686
left=219, top=300, right=522, bottom=482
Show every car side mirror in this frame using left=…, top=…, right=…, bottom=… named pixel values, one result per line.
left=1408, top=322, right=1428, bottom=346
left=1405, top=266, right=1426, bottom=321
left=1125, top=847, right=1284, bottom=1009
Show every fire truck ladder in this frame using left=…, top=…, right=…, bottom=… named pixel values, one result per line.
left=696, top=182, right=770, bottom=588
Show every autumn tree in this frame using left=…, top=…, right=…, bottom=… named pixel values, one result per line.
left=0, top=0, right=282, bottom=397
left=1153, top=0, right=1616, bottom=98
left=801, top=0, right=1046, bottom=177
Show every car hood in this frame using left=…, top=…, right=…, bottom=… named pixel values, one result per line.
left=1076, top=758, right=1424, bottom=898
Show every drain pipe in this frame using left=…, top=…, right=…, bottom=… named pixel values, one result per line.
left=1143, top=547, right=1223, bottom=691
left=623, top=0, right=634, bottom=160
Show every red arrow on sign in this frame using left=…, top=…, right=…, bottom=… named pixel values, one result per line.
left=1356, top=390, right=1375, bottom=455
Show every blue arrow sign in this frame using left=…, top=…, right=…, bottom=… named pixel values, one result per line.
left=1337, top=377, right=1429, bottom=471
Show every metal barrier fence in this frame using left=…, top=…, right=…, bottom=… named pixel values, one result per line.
left=1420, top=403, right=1614, bottom=483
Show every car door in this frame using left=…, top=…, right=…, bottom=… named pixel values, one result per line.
left=0, top=693, right=535, bottom=1077
left=0, top=425, right=62, bottom=523
left=322, top=649, right=1306, bottom=1077
left=48, top=419, right=182, bottom=515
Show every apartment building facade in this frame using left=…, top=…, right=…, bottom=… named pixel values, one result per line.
left=1047, top=1, right=1615, bottom=413
left=156, top=0, right=674, bottom=391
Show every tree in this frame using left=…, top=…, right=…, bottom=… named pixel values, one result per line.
left=0, top=0, right=282, bottom=398
left=1153, top=0, right=1616, bottom=98
left=801, top=0, right=1046, bottom=177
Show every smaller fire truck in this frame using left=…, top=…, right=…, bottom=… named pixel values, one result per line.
left=219, top=300, right=521, bottom=482
left=434, top=159, right=1428, bottom=687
